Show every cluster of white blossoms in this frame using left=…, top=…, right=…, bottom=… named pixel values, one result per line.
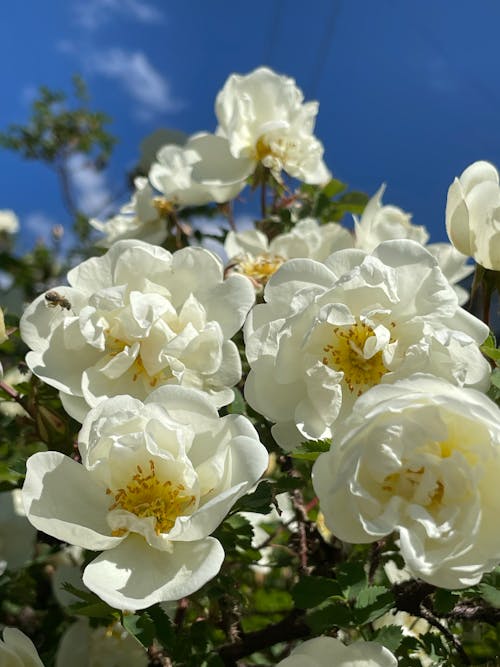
left=20, top=240, right=255, bottom=422
left=7, top=64, right=500, bottom=664
left=244, top=239, right=489, bottom=450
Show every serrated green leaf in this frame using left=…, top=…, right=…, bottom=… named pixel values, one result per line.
left=231, top=480, right=274, bottom=514
left=290, top=439, right=331, bottom=461
left=292, top=576, right=341, bottom=609
left=374, top=624, right=404, bottom=652
left=481, top=333, right=500, bottom=362
left=122, top=612, right=156, bottom=648
left=355, top=585, right=389, bottom=609
left=148, top=604, right=174, bottom=649
left=433, top=588, right=460, bottom=615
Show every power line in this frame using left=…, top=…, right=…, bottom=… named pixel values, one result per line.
left=309, top=0, right=342, bottom=97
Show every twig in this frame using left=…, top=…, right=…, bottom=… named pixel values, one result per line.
left=419, top=603, right=471, bottom=665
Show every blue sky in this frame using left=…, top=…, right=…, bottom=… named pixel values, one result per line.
left=1, top=0, right=500, bottom=249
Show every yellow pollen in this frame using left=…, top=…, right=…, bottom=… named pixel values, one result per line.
left=322, top=321, right=388, bottom=395
left=107, top=460, right=195, bottom=536
left=105, top=336, right=165, bottom=387
left=232, top=253, right=285, bottom=286
left=153, top=197, right=174, bottom=217
left=254, top=136, right=274, bottom=162
left=382, top=467, right=444, bottom=510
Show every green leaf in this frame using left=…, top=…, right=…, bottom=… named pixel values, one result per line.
left=433, top=588, right=460, bottom=615
left=292, top=576, right=342, bottom=609
left=253, top=588, right=294, bottom=613
left=231, top=480, right=274, bottom=514
left=479, top=582, right=500, bottom=608
left=355, top=585, right=389, bottom=608
left=306, top=600, right=352, bottom=632
left=481, top=333, right=500, bottom=362
left=322, top=178, right=347, bottom=198
left=374, top=624, right=404, bottom=652
left=122, top=612, right=156, bottom=648
left=226, top=387, right=247, bottom=415
left=148, top=604, right=175, bottom=649
left=290, top=439, right=331, bottom=461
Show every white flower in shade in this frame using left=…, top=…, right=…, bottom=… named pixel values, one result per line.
left=244, top=240, right=490, bottom=450
left=354, top=185, right=429, bottom=252
left=90, top=177, right=167, bottom=248
left=22, top=385, right=269, bottom=610
left=56, top=618, right=147, bottom=667
left=446, top=160, right=500, bottom=270
left=149, top=132, right=251, bottom=207
left=0, top=307, right=7, bottom=344
left=20, top=240, right=255, bottom=422
left=355, top=186, right=473, bottom=304
left=0, top=210, right=19, bottom=234
left=0, top=627, right=44, bottom=667
left=313, top=375, right=500, bottom=589
left=216, top=67, right=330, bottom=184
left=277, top=636, right=397, bottom=667
left=0, top=490, right=36, bottom=575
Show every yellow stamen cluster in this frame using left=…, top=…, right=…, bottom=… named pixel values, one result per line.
left=153, top=197, right=174, bottom=217
left=322, top=321, right=389, bottom=396
left=382, top=467, right=444, bottom=510
left=105, top=334, right=165, bottom=388
left=107, top=460, right=195, bottom=536
left=230, top=253, right=285, bottom=287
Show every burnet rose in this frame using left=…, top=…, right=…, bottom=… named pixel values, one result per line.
left=224, top=220, right=353, bottom=291
left=0, top=628, right=44, bottom=667
left=277, top=636, right=397, bottom=667
left=20, top=240, right=255, bottom=422
left=216, top=67, right=330, bottom=184
left=56, top=619, right=147, bottom=667
left=90, top=177, right=167, bottom=248
left=446, top=160, right=500, bottom=270
left=22, top=385, right=269, bottom=610
left=355, top=185, right=473, bottom=305
left=244, top=240, right=490, bottom=450
left=313, top=375, right=500, bottom=588
left=149, top=132, right=251, bottom=206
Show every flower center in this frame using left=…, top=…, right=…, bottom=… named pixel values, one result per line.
left=107, top=460, right=195, bottom=536
left=322, top=321, right=389, bottom=396
left=382, top=467, right=444, bottom=510
left=106, top=335, right=167, bottom=388
left=255, top=136, right=275, bottom=162
left=153, top=197, right=174, bottom=217
left=238, top=253, right=285, bottom=283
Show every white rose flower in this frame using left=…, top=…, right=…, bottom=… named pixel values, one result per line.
left=216, top=67, right=330, bottom=184
left=313, top=375, right=500, bottom=589
left=56, top=619, right=147, bottom=667
left=22, top=385, right=269, bottom=610
left=20, top=240, right=255, bottom=422
left=0, top=627, right=44, bottom=667
left=149, top=132, right=251, bottom=207
left=277, top=636, right=397, bottom=667
left=0, top=210, right=19, bottom=234
left=225, top=219, right=353, bottom=291
left=0, top=490, right=36, bottom=575
left=355, top=185, right=473, bottom=304
left=244, top=240, right=490, bottom=450
left=0, top=307, right=7, bottom=345
left=446, top=160, right=500, bottom=270
left=90, top=177, right=167, bottom=248
left=354, top=184, right=429, bottom=252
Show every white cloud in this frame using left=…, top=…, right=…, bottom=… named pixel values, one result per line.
left=66, top=153, right=113, bottom=217
left=73, top=0, right=164, bottom=30
left=88, top=48, right=183, bottom=120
